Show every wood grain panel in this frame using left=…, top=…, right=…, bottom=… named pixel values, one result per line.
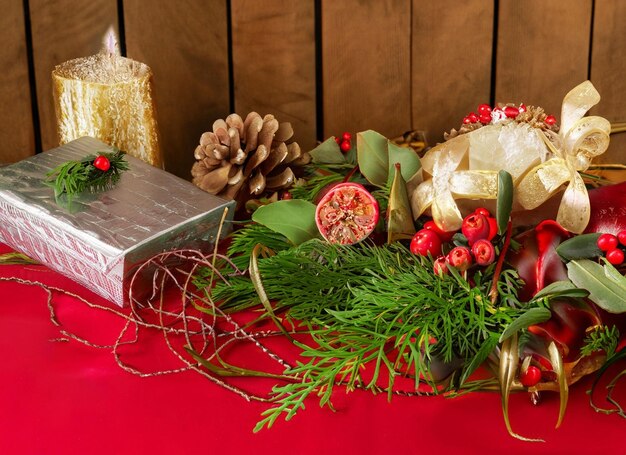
left=231, top=0, right=316, bottom=151
left=496, top=0, right=592, bottom=120
left=0, top=0, right=35, bottom=162
left=590, top=0, right=626, bottom=163
left=29, top=0, right=119, bottom=152
left=125, top=0, right=230, bottom=179
left=411, top=0, right=494, bottom=145
left=322, top=0, right=411, bottom=140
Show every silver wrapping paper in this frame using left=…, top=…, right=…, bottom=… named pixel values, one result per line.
left=0, top=137, right=234, bottom=306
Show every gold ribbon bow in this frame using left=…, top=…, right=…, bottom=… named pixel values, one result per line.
left=410, top=134, right=499, bottom=232
left=517, top=81, right=611, bottom=234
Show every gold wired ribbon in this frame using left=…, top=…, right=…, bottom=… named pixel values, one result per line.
left=410, top=132, right=499, bottom=232
left=517, top=81, right=611, bottom=233
left=411, top=81, right=610, bottom=234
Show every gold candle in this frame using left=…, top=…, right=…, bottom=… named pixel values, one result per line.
left=52, top=28, right=162, bottom=167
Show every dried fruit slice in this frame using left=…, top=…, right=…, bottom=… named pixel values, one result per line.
left=315, top=182, right=379, bottom=245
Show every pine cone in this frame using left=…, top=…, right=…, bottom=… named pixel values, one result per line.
left=191, top=112, right=310, bottom=203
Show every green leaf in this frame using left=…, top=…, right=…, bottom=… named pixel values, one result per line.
left=496, top=170, right=513, bottom=235
left=0, top=252, right=38, bottom=265
left=531, top=280, right=590, bottom=300
left=460, top=333, right=499, bottom=384
left=386, top=141, right=421, bottom=187
left=252, top=199, right=320, bottom=245
left=387, top=163, right=415, bottom=243
left=556, top=233, right=602, bottom=261
left=566, top=259, right=626, bottom=314
left=309, top=137, right=347, bottom=164
left=357, top=130, right=389, bottom=186
left=499, top=307, right=552, bottom=343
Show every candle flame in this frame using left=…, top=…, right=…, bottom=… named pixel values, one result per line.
left=102, top=26, right=120, bottom=56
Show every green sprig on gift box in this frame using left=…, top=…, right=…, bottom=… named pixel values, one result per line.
left=45, top=149, right=129, bottom=197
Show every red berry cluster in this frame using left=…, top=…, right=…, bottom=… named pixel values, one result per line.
left=335, top=132, right=352, bottom=153
left=409, top=208, right=499, bottom=276
left=597, top=231, right=626, bottom=265
left=462, top=103, right=556, bottom=127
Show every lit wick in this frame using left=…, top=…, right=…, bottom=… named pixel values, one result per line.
left=103, top=26, right=119, bottom=72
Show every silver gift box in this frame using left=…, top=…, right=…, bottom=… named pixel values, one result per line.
left=0, top=137, right=234, bottom=306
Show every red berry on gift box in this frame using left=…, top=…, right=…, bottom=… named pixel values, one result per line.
left=472, top=239, right=496, bottom=266
left=503, top=106, right=519, bottom=118
left=342, top=132, right=352, bottom=141
left=410, top=229, right=442, bottom=257
left=618, top=230, right=626, bottom=246
left=424, top=220, right=455, bottom=243
left=462, top=213, right=490, bottom=245
left=335, top=136, right=342, bottom=144
left=477, top=104, right=492, bottom=116
left=340, top=140, right=351, bottom=153
left=545, top=115, right=557, bottom=126
left=462, top=116, right=472, bottom=124
left=606, top=248, right=625, bottom=265
left=467, top=112, right=479, bottom=123
left=93, top=155, right=111, bottom=171
left=447, top=246, right=472, bottom=271
left=597, top=233, right=618, bottom=251
left=518, top=103, right=527, bottom=113
left=433, top=256, right=449, bottom=276
left=520, top=365, right=542, bottom=387
left=281, top=191, right=293, bottom=200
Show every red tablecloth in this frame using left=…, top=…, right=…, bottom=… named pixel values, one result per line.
left=0, top=244, right=624, bottom=454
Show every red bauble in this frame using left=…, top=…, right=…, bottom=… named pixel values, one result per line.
left=340, top=140, right=351, bottom=153
left=342, top=132, right=352, bottom=141
left=93, top=155, right=111, bottom=171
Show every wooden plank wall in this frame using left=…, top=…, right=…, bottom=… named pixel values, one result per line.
left=1, top=0, right=625, bottom=176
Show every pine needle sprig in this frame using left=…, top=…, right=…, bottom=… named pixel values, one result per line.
left=226, top=223, right=292, bottom=271
left=197, top=239, right=533, bottom=429
left=46, top=149, right=129, bottom=197
left=289, top=172, right=344, bottom=202
left=581, top=325, right=620, bottom=357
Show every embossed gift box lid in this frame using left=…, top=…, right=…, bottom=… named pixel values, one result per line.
left=0, top=136, right=235, bottom=306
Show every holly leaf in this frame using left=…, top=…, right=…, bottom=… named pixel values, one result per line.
left=387, top=163, right=415, bottom=244
left=386, top=141, right=421, bottom=187
left=357, top=130, right=389, bottom=186
left=309, top=137, right=347, bottom=164
left=566, top=259, right=626, bottom=313
left=496, top=170, right=513, bottom=235
left=252, top=200, right=320, bottom=245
